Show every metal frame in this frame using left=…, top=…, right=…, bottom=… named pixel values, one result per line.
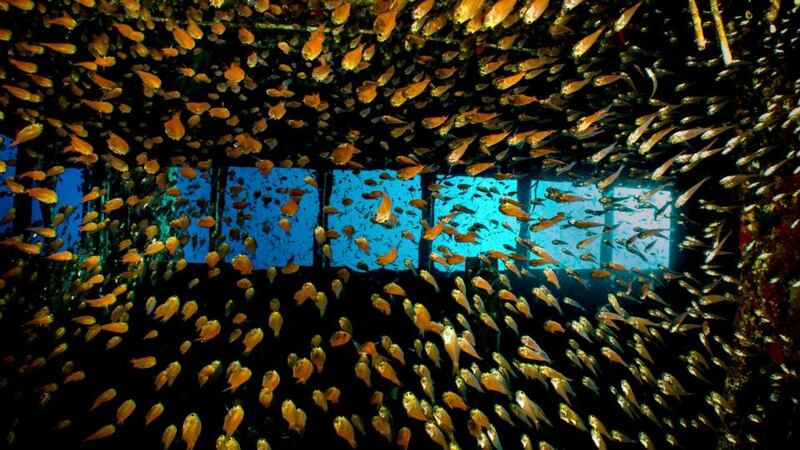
left=18, top=163, right=674, bottom=272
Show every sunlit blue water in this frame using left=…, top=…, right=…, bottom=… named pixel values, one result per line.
left=0, top=135, right=15, bottom=235
left=328, top=170, right=420, bottom=271
left=611, top=187, right=672, bottom=269
left=432, top=175, right=518, bottom=271
left=530, top=180, right=603, bottom=270
left=0, top=149, right=674, bottom=272
left=222, top=167, right=318, bottom=269
left=170, top=167, right=212, bottom=263
left=30, top=168, right=84, bottom=250
left=2, top=135, right=84, bottom=249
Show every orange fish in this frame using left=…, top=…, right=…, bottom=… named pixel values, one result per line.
left=181, top=413, right=201, bottom=450
left=12, top=123, right=43, bottom=145
left=46, top=13, right=78, bottom=30
left=330, top=143, right=360, bottom=165
left=268, top=101, right=286, bottom=120
left=164, top=111, right=185, bottom=141
left=302, top=25, right=325, bottom=61
left=332, top=2, right=351, bottom=24
left=333, top=416, right=357, bottom=448
left=239, top=27, right=255, bottom=45
left=499, top=201, right=530, bottom=221
left=131, top=356, right=157, bottom=369
left=465, top=162, right=495, bottom=176
left=46, top=251, right=74, bottom=261
left=5, top=0, right=34, bottom=11
left=18, top=170, right=46, bottom=181
left=133, top=69, right=162, bottom=90
left=223, top=405, right=244, bottom=437
left=374, top=193, right=392, bottom=224
left=40, top=42, right=77, bottom=54
left=447, top=135, right=476, bottom=165
left=3, top=84, right=41, bottom=102
left=172, top=27, right=195, bottom=49
left=373, top=6, right=398, bottom=41
left=81, top=99, right=114, bottom=114
left=84, top=424, right=115, bottom=441
left=376, top=247, right=398, bottom=266
left=224, top=62, right=245, bottom=86
left=8, top=57, right=37, bottom=74
left=26, top=187, right=57, bottom=204
left=342, top=43, right=365, bottom=71
left=454, top=0, right=484, bottom=23
left=113, top=22, right=144, bottom=42
left=573, top=26, right=606, bottom=58
left=483, top=0, right=517, bottom=29
left=106, top=132, right=129, bottom=155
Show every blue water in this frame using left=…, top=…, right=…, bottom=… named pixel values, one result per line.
left=38, top=168, right=84, bottom=251
left=0, top=135, right=15, bottom=235
left=530, top=180, right=603, bottom=270
left=611, top=187, right=672, bottom=269
left=2, top=134, right=84, bottom=250
left=221, top=167, right=319, bottom=269
left=170, top=166, right=212, bottom=263
left=432, top=175, right=519, bottom=271
left=328, top=169, right=420, bottom=271
left=0, top=148, right=674, bottom=272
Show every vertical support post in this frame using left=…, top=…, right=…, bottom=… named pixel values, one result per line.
left=211, top=165, right=227, bottom=252
left=600, top=201, right=614, bottom=266
left=314, top=168, right=333, bottom=269
left=418, top=172, right=434, bottom=272
left=516, top=176, right=531, bottom=259
left=667, top=201, right=678, bottom=271
left=98, top=168, right=111, bottom=268
left=12, top=145, right=32, bottom=234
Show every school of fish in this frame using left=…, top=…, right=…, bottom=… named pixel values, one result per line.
left=1, top=1, right=799, bottom=450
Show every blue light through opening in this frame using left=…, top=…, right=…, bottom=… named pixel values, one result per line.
left=328, top=170, right=421, bottom=271
left=29, top=169, right=84, bottom=250
left=0, top=134, right=16, bottom=235
left=170, top=166, right=212, bottom=263
left=611, top=187, right=673, bottom=270
left=54, top=168, right=83, bottom=251
left=432, top=175, right=519, bottom=271
left=2, top=133, right=83, bottom=250
left=529, top=181, right=604, bottom=270
left=222, top=167, right=318, bottom=269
